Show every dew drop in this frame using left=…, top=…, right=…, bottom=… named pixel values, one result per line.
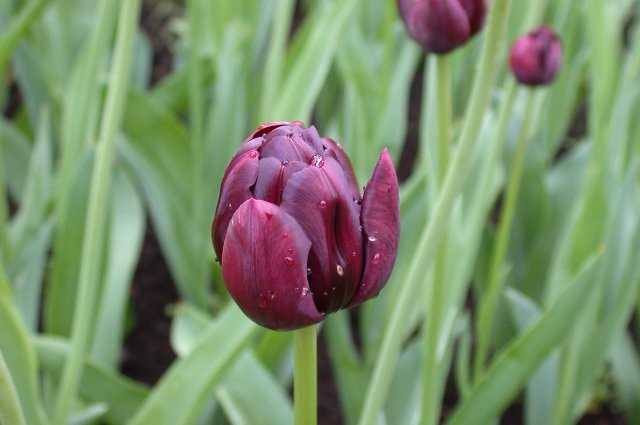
left=372, top=253, right=382, bottom=264
left=323, top=291, right=328, bottom=296
left=282, top=233, right=289, bottom=239
left=270, top=291, right=276, bottom=301
left=368, top=236, right=377, bottom=242
left=227, top=203, right=233, bottom=209
left=336, top=265, right=344, bottom=276
left=248, top=150, right=258, bottom=159
left=331, top=286, right=336, bottom=292
left=319, top=200, right=327, bottom=209
left=284, top=256, right=295, bottom=267
left=307, top=268, right=312, bottom=276
left=311, top=154, right=325, bottom=168
left=265, top=212, right=273, bottom=221
left=301, top=287, right=310, bottom=297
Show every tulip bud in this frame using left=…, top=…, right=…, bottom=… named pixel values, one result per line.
left=509, top=26, right=562, bottom=87
left=212, top=122, right=400, bottom=330
left=397, top=0, right=487, bottom=54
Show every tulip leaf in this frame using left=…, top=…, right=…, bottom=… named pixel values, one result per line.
left=0, top=348, right=27, bottom=425
left=0, top=290, right=48, bottom=425
left=171, top=303, right=293, bottom=425
left=127, top=304, right=257, bottom=425
left=34, top=335, right=148, bottom=425
left=272, top=0, right=360, bottom=122
left=445, top=255, right=600, bottom=425
left=90, top=170, right=145, bottom=369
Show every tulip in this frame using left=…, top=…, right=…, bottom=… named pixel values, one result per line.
left=397, top=0, right=487, bottom=54
left=509, top=26, right=562, bottom=87
left=212, top=122, right=400, bottom=330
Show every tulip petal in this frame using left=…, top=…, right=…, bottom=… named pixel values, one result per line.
left=349, top=149, right=399, bottom=307
left=212, top=148, right=259, bottom=258
left=244, top=121, right=304, bottom=142
left=281, top=157, right=363, bottom=313
left=222, top=199, right=323, bottom=330
left=322, top=137, right=360, bottom=200
left=254, top=157, right=306, bottom=205
left=260, top=125, right=317, bottom=163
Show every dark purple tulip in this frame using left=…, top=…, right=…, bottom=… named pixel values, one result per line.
left=509, top=26, right=562, bottom=87
left=397, top=0, right=487, bottom=54
left=212, top=122, right=400, bottom=330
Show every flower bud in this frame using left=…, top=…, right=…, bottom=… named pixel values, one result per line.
left=509, top=26, right=562, bottom=87
left=212, top=122, right=400, bottom=330
left=397, top=0, right=487, bottom=54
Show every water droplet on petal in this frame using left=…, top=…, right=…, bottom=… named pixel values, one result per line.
left=282, top=233, right=288, bottom=239
left=301, top=287, right=310, bottom=297
left=307, top=268, right=312, bottom=276
left=265, top=212, right=273, bottom=221
left=351, top=251, right=357, bottom=258
left=227, top=203, right=233, bottom=209
left=248, top=150, right=258, bottom=159
left=270, top=291, right=276, bottom=300
left=331, top=286, right=336, bottom=292
left=373, top=253, right=382, bottom=264
left=368, top=236, right=377, bottom=242
left=336, top=265, right=344, bottom=276
left=323, top=291, right=328, bottom=296
left=311, top=154, right=325, bottom=168
left=284, top=256, right=295, bottom=266
left=319, top=200, right=327, bottom=209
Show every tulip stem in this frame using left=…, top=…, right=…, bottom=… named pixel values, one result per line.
left=419, top=54, right=452, bottom=425
left=294, top=325, right=317, bottom=425
left=357, top=0, right=512, bottom=424
left=473, top=89, right=538, bottom=382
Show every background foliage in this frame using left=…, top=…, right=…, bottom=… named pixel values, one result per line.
left=0, top=0, right=639, bottom=424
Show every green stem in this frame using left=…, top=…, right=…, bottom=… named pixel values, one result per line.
left=294, top=325, right=317, bottom=425
left=473, top=90, right=537, bottom=381
left=419, top=54, right=452, bottom=425
left=52, top=1, right=141, bottom=424
left=356, top=1, right=512, bottom=424
left=0, top=0, right=52, bottom=70
left=186, top=0, right=210, bottom=308
left=0, top=349, right=26, bottom=425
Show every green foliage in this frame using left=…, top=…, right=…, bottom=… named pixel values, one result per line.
left=0, top=0, right=639, bottom=424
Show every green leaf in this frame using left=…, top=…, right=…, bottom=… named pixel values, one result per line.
left=0, top=349, right=27, bottom=425
left=0, top=291, right=48, bottom=425
left=91, top=170, right=145, bottom=369
left=171, top=303, right=293, bottom=425
left=128, top=304, right=257, bottom=425
left=272, top=0, right=360, bottom=122
left=35, top=335, right=149, bottom=425
left=446, top=256, right=601, bottom=425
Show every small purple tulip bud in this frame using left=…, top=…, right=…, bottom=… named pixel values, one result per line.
left=397, top=0, right=487, bottom=54
left=212, top=122, right=400, bottom=330
left=509, top=26, right=563, bottom=87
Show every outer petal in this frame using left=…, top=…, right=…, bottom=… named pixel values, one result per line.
left=212, top=148, right=259, bottom=258
left=322, top=137, right=360, bottom=200
left=348, top=149, right=400, bottom=307
left=244, top=121, right=304, bottom=142
left=222, top=199, right=324, bottom=330
left=281, top=158, right=363, bottom=313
